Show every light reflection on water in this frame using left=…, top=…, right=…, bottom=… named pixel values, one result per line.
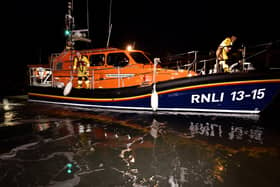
left=0, top=98, right=279, bottom=187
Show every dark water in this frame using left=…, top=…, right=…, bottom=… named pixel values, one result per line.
left=0, top=96, right=279, bottom=187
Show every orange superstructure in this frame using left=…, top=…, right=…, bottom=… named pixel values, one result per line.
left=33, top=47, right=197, bottom=89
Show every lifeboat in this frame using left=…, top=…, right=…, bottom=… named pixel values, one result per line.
left=27, top=1, right=280, bottom=116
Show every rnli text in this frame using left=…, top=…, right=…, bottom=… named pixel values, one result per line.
left=191, top=92, right=224, bottom=103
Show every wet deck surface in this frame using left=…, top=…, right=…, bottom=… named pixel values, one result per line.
left=0, top=96, right=280, bottom=186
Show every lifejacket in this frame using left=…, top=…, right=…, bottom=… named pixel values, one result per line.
left=77, top=59, right=87, bottom=66
left=74, top=56, right=89, bottom=75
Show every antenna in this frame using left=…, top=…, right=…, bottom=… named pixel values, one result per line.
left=86, top=0, right=90, bottom=38
left=106, top=0, right=112, bottom=48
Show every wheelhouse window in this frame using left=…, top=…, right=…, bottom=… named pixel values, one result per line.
left=89, top=54, right=105, bottom=66
left=130, top=52, right=151, bottom=65
left=55, top=62, right=63, bottom=70
left=107, top=53, right=129, bottom=67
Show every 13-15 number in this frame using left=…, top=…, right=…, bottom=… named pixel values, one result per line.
left=231, top=88, right=266, bottom=101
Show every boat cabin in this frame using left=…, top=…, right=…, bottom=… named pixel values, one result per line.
left=28, top=48, right=197, bottom=89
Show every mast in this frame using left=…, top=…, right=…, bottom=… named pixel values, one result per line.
left=106, top=0, right=113, bottom=48
left=65, top=1, right=75, bottom=50
left=64, top=0, right=91, bottom=50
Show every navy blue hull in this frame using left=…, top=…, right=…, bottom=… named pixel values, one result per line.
left=28, top=71, right=280, bottom=114
left=158, top=82, right=279, bottom=113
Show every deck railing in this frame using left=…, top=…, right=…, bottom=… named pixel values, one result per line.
left=29, top=67, right=52, bottom=87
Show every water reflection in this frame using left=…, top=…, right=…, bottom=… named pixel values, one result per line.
left=1, top=98, right=19, bottom=126
left=0, top=100, right=279, bottom=186
left=181, top=120, right=264, bottom=144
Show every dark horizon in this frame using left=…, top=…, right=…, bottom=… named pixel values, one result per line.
left=9, top=0, right=280, bottom=60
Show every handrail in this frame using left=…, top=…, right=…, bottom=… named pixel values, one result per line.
left=29, top=67, right=52, bottom=87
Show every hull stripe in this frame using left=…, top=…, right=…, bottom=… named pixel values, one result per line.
left=158, top=79, right=280, bottom=95
left=28, top=99, right=260, bottom=114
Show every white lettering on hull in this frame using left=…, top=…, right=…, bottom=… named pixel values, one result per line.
left=191, top=92, right=224, bottom=103
left=190, top=88, right=266, bottom=104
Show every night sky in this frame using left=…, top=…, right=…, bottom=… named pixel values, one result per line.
left=3, top=0, right=280, bottom=95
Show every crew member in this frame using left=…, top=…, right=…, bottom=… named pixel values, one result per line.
left=73, top=52, right=90, bottom=88
left=216, top=35, right=237, bottom=72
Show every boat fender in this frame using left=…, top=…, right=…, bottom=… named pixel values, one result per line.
left=151, top=58, right=160, bottom=111
left=151, top=84, right=158, bottom=111
left=63, top=81, right=73, bottom=96
left=63, top=76, right=73, bottom=96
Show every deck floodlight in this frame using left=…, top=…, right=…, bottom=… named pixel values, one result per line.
left=126, top=45, right=133, bottom=51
